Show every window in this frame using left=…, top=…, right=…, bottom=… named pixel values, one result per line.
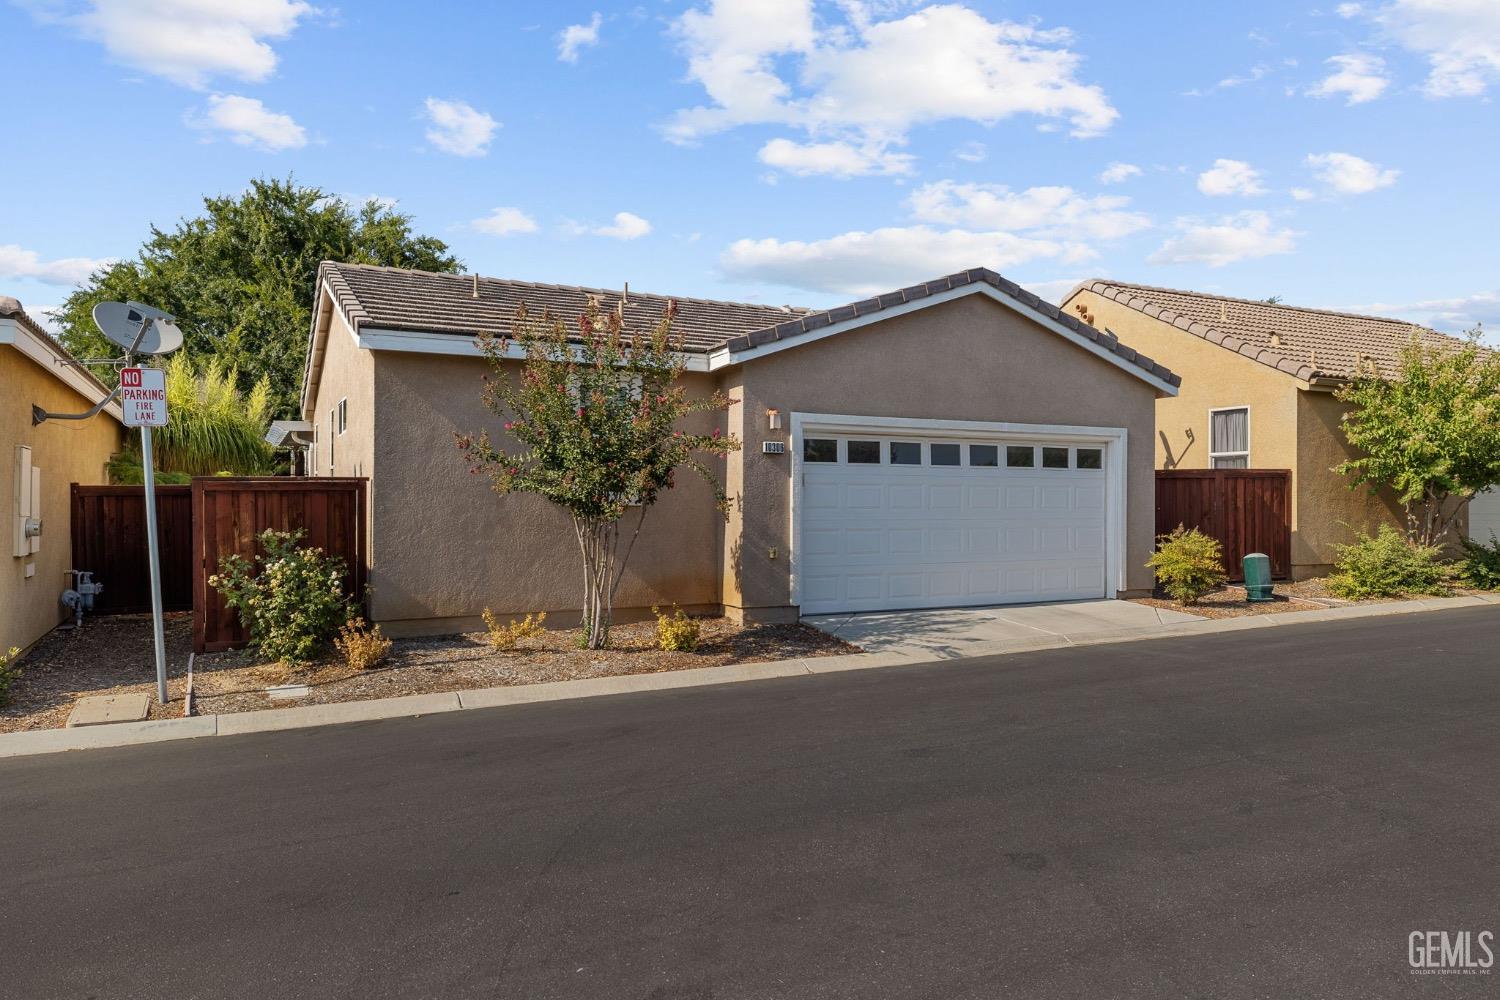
left=328, top=406, right=336, bottom=474
left=847, top=440, right=881, bottom=464
left=930, top=443, right=961, bottom=466
left=804, top=438, right=837, bottom=463
left=969, top=444, right=999, bottom=468
left=889, top=441, right=922, bottom=465
left=337, top=398, right=348, bottom=435
left=1042, top=447, right=1070, bottom=469
left=1210, top=407, right=1250, bottom=469
left=1006, top=445, right=1035, bottom=468
left=1076, top=448, right=1103, bottom=470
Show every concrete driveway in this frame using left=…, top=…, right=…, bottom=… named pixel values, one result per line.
left=804, top=598, right=1204, bottom=659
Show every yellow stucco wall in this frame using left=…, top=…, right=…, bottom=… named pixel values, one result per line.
left=1, top=343, right=124, bottom=653
left=1064, top=287, right=1412, bottom=576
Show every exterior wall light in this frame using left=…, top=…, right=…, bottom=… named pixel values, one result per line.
left=766, top=407, right=782, bottom=430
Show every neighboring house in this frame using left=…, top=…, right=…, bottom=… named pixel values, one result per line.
left=1, top=297, right=125, bottom=653
left=1062, top=281, right=1477, bottom=578
left=300, top=263, right=1180, bottom=634
left=1472, top=490, right=1500, bottom=544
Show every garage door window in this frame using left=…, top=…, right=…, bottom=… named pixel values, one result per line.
left=804, top=438, right=838, bottom=462
left=847, top=440, right=881, bottom=464
left=889, top=441, right=922, bottom=465
left=930, top=443, right=961, bottom=466
left=969, top=444, right=999, bottom=467
left=1076, top=448, right=1103, bottom=470
left=1042, top=446, right=1070, bottom=469
left=1006, top=445, right=1035, bottom=468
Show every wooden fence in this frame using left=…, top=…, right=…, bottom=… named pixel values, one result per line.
left=1155, top=470, right=1291, bottom=581
left=192, top=478, right=367, bottom=652
left=70, top=485, right=194, bottom=613
left=69, top=478, right=366, bottom=652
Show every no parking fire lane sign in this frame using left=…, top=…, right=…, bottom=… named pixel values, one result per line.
left=120, top=367, right=167, bottom=427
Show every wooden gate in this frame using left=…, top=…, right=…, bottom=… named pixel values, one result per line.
left=69, top=485, right=194, bottom=613
left=1155, top=470, right=1291, bottom=581
left=192, top=478, right=367, bottom=652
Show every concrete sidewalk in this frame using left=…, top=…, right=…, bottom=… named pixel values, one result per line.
left=803, top=598, right=1205, bottom=659
left=1, top=594, right=1496, bottom=759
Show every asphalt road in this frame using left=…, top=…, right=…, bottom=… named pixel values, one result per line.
left=4, top=608, right=1499, bottom=999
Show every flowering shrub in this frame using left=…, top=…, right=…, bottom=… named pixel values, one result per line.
left=457, top=298, right=739, bottom=648
left=0, top=646, right=21, bottom=708
left=334, top=618, right=392, bottom=671
left=481, top=609, right=547, bottom=650
left=209, top=529, right=351, bottom=666
left=1147, top=526, right=1227, bottom=604
left=1327, top=525, right=1448, bottom=599
left=653, top=605, right=700, bottom=652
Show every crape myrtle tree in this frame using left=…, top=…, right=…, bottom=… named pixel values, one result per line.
left=457, top=298, right=740, bottom=649
left=1336, top=327, right=1500, bottom=546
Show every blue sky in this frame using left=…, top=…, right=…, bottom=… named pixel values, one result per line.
left=3, top=0, right=1498, bottom=341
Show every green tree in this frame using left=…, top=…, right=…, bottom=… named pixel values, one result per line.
left=1336, top=328, right=1500, bottom=546
left=457, top=300, right=740, bottom=649
left=55, top=178, right=460, bottom=415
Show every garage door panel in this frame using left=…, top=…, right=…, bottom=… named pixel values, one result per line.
left=799, top=435, right=1111, bottom=614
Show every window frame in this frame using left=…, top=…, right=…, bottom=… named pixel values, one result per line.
left=1208, top=405, right=1251, bottom=469
left=337, top=397, right=348, bottom=435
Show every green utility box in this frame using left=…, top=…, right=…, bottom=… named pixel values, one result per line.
left=1243, top=553, right=1274, bottom=602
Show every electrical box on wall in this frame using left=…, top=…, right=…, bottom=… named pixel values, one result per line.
left=762, top=441, right=787, bottom=455
left=13, top=445, right=41, bottom=558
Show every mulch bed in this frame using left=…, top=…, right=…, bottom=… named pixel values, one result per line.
left=1129, top=585, right=1319, bottom=620
left=0, top=614, right=857, bottom=733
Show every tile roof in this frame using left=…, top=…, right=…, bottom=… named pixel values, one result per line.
left=1074, top=279, right=1471, bottom=382
left=316, top=262, right=1180, bottom=388
left=318, top=261, right=807, bottom=353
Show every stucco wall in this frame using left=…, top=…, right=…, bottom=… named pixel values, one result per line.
left=367, top=351, right=724, bottom=632
left=1065, top=288, right=1416, bottom=577
left=725, top=293, right=1162, bottom=618
left=305, top=309, right=374, bottom=481
left=1, top=344, right=124, bottom=653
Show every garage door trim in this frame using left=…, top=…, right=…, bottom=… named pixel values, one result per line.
left=789, top=412, right=1130, bottom=612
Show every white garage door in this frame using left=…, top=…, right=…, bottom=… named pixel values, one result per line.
left=1471, top=489, right=1500, bottom=543
left=797, top=432, right=1110, bottom=615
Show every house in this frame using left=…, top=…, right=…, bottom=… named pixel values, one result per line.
left=1061, top=281, right=1490, bottom=577
left=1, top=297, right=125, bottom=653
left=299, top=263, right=1180, bottom=634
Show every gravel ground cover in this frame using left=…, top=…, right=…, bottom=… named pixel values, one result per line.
left=0, top=614, right=856, bottom=733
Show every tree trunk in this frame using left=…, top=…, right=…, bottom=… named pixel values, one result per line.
left=573, top=516, right=621, bottom=649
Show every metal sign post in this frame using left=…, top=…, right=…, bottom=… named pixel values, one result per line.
left=121, top=365, right=170, bottom=703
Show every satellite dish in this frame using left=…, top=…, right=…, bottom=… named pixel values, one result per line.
left=93, top=300, right=183, bottom=356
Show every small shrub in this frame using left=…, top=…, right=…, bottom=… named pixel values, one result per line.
left=1458, top=534, right=1500, bottom=591
left=1326, top=525, right=1448, bottom=600
left=653, top=605, right=700, bottom=652
left=334, top=618, right=392, bottom=671
left=482, top=609, right=547, bottom=650
left=0, top=646, right=21, bottom=708
left=209, top=529, right=352, bottom=666
left=1147, top=526, right=1227, bottom=604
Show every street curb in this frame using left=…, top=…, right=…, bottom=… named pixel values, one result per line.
left=2, top=595, right=1495, bottom=759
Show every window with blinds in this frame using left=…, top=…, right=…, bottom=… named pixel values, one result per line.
left=1209, top=408, right=1249, bottom=469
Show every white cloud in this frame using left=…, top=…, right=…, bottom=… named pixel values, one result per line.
left=0, top=244, right=114, bottom=286
left=1307, top=52, right=1389, bottom=103
left=189, top=94, right=306, bottom=150
left=758, top=137, right=913, bottom=177
left=1373, top=0, right=1500, bottom=97
left=667, top=1, right=1116, bottom=174
left=1148, top=211, right=1298, bottom=267
left=1306, top=151, right=1399, bottom=194
left=423, top=98, right=498, bottom=157
left=1099, top=161, right=1142, bottom=184
left=32, top=0, right=314, bottom=89
left=1354, top=290, right=1500, bottom=339
left=471, top=207, right=539, bottom=236
left=1290, top=187, right=1316, bottom=201
left=1337, top=3, right=1365, bottom=17
left=1197, top=159, right=1266, bottom=197
left=907, top=181, right=1151, bottom=241
left=720, top=225, right=1068, bottom=297
left=953, top=141, right=988, bottom=163
left=593, top=212, right=652, bottom=240
left=557, top=12, right=602, bottom=63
